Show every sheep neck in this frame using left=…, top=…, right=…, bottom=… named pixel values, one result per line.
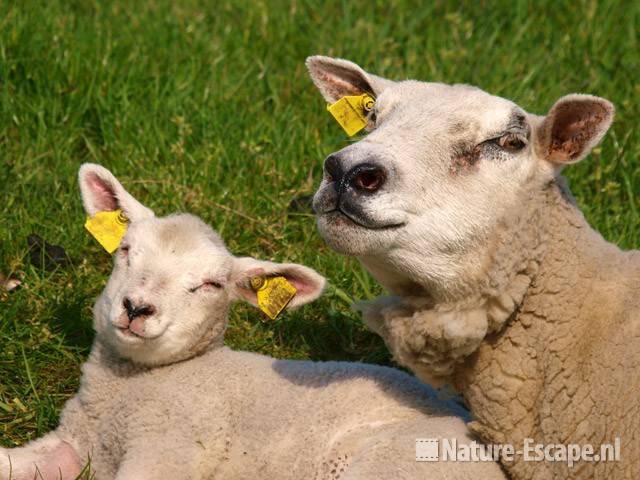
left=453, top=178, right=640, bottom=479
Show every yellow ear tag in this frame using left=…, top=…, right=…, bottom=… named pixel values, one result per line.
left=250, top=275, right=297, bottom=320
left=327, top=93, right=375, bottom=136
left=84, top=209, right=129, bottom=254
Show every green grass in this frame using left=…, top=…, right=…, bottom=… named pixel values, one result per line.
left=1, top=0, right=638, bottom=448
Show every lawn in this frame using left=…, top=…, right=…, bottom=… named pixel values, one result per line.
left=1, top=0, right=638, bottom=448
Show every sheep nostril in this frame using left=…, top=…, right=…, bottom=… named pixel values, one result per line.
left=137, top=305, right=155, bottom=317
left=123, top=297, right=155, bottom=321
left=323, top=153, right=344, bottom=184
left=123, top=297, right=133, bottom=314
left=351, top=166, right=386, bottom=193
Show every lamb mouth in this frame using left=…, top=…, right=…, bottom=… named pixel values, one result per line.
left=115, top=326, right=161, bottom=341
left=323, top=209, right=406, bottom=231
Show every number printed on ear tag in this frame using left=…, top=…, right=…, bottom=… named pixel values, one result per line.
left=250, top=276, right=297, bottom=320
left=327, top=93, right=375, bottom=136
left=84, top=209, right=129, bottom=254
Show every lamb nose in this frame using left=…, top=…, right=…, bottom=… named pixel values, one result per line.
left=347, top=164, right=387, bottom=193
left=123, top=297, right=155, bottom=321
left=123, top=298, right=134, bottom=317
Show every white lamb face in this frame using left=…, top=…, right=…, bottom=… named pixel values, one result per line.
left=79, top=164, right=326, bottom=366
left=93, top=214, right=234, bottom=366
left=307, top=56, right=613, bottom=292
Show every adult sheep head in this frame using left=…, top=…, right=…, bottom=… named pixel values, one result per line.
left=307, top=56, right=614, bottom=302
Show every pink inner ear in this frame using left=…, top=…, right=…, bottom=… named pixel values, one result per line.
left=87, top=173, right=118, bottom=211
left=235, top=268, right=316, bottom=302
left=284, top=275, right=316, bottom=295
left=312, top=61, right=372, bottom=100
left=318, top=70, right=364, bottom=98
left=237, top=288, right=258, bottom=305
left=549, top=101, right=609, bottom=161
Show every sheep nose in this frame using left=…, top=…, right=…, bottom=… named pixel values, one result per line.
left=345, top=163, right=387, bottom=193
left=123, top=297, right=156, bottom=321
left=323, top=153, right=345, bottom=184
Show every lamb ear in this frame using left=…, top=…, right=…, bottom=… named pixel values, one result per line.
left=306, top=55, right=394, bottom=103
left=228, top=257, right=326, bottom=310
left=78, top=163, right=154, bottom=221
left=536, top=94, right=614, bottom=165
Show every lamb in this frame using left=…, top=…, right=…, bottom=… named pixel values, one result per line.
left=306, top=55, right=640, bottom=479
left=0, top=163, right=507, bottom=480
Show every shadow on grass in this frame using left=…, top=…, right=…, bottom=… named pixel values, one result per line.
left=48, top=297, right=94, bottom=352
left=225, top=300, right=394, bottom=366
left=278, top=309, right=392, bottom=365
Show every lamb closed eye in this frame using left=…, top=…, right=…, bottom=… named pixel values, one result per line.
left=189, top=281, right=223, bottom=293
left=119, top=245, right=131, bottom=266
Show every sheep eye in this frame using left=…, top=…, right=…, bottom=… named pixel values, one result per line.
left=120, top=245, right=130, bottom=255
left=189, top=281, right=223, bottom=293
left=496, top=132, right=527, bottom=152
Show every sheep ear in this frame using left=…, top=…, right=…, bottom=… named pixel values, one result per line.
left=306, top=55, right=394, bottom=103
left=535, top=94, right=614, bottom=166
left=228, top=257, right=326, bottom=310
left=78, top=163, right=154, bottom=221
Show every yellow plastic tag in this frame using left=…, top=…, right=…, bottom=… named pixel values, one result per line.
left=250, top=276, right=297, bottom=320
left=84, top=210, right=128, bottom=254
left=327, top=93, right=375, bottom=136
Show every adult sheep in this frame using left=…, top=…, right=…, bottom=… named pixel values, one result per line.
left=307, top=55, right=639, bottom=480
left=0, top=164, right=506, bottom=480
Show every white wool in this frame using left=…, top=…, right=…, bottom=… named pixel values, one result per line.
left=307, top=55, right=637, bottom=479
left=1, top=164, right=506, bottom=480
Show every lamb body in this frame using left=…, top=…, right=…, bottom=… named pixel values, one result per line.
left=45, top=340, right=492, bottom=479
left=0, top=164, right=506, bottom=480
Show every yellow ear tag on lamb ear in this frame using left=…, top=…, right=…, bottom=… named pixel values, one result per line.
left=327, top=93, right=375, bottom=136
left=250, top=276, right=297, bottom=320
left=84, top=209, right=129, bottom=254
